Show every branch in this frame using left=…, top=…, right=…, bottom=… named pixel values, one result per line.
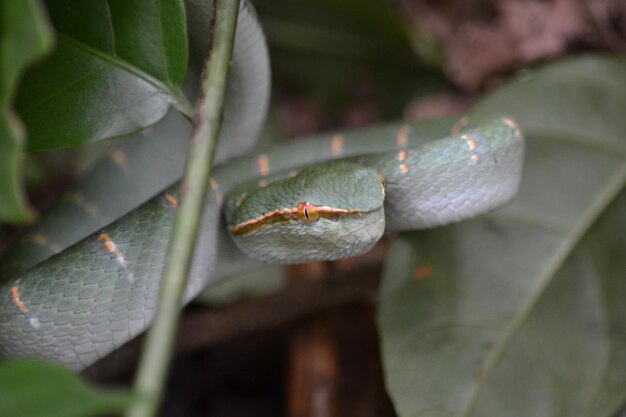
left=125, top=1, right=240, bottom=415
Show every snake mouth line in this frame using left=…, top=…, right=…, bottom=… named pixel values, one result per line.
left=229, top=204, right=363, bottom=236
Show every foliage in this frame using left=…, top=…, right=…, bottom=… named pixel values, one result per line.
left=15, top=0, right=190, bottom=151
left=0, top=0, right=53, bottom=222
left=378, top=56, right=626, bottom=417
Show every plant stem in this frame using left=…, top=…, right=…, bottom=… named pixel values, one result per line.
left=125, top=0, right=240, bottom=416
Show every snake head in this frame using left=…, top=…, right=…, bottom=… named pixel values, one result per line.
left=225, top=161, right=386, bottom=264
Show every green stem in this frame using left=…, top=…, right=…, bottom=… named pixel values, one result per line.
left=125, top=1, right=240, bottom=416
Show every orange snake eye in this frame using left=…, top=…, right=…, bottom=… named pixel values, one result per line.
left=297, top=202, right=320, bottom=222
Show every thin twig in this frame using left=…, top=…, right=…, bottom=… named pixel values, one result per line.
left=125, top=1, right=240, bottom=416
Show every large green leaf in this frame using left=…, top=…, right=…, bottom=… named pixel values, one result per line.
left=15, top=0, right=190, bottom=150
left=0, top=360, right=130, bottom=417
left=378, top=55, right=626, bottom=417
left=0, top=0, right=53, bottom=222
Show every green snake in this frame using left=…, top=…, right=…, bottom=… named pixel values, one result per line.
left=0, top=1, right=525, bottom=370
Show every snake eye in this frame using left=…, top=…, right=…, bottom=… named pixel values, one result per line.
left=297, top=202, right=320, bottom=222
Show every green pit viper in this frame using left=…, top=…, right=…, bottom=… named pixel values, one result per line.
left=0, top=1, right=525, bottom=370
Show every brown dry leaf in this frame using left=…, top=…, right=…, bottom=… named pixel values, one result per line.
left=500, top=0, right=588, bottom=61
left=400, top=0, right=625, bottom=90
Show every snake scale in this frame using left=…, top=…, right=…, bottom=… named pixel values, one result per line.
left=0, top=1, right=525, bottom=370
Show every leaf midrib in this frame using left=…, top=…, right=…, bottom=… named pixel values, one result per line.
left=18, top=62, right=107, bottom=116
left=461, top=160, right=626, bottom=416
left=59, top=33, right=176, bottom=98
left=390, top=133, right=625, bottom=359
left=24, top=30, right=194, bottom=118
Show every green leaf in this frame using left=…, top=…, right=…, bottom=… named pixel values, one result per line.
left=0, top=0, right=53, bottom=222
left=474, top=55, right=626, bottom=152
left=15, top=0, right=191, bottom=150
left=0, top=360, right=131, bottom=417
left=378, top=55, right=626, bottom=417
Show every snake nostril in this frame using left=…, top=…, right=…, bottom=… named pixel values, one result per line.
left=235, top=192, right=247, bottom=208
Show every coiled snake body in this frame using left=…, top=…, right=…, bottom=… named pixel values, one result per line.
left=0, top=2, right=525, bottom=370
